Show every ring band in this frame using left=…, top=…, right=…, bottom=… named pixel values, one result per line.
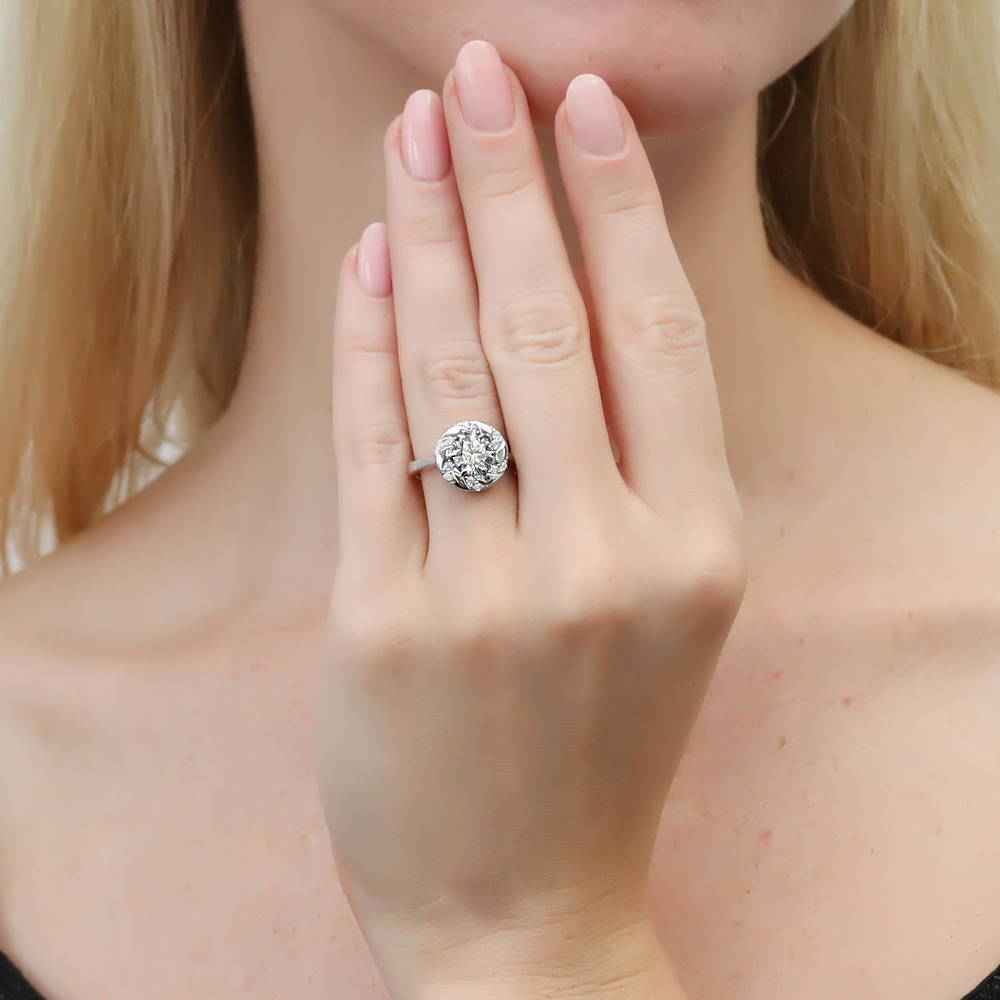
left=409, top=419, right=512, bottom=492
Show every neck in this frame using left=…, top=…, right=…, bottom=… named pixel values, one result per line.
left=181, top=0, right=826, bottom=605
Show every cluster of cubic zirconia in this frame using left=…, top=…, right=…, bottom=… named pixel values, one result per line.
left=434, top=419, right=509, bottom=492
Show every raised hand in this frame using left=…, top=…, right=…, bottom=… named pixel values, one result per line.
left=320, top=38, right=747, bottom=1000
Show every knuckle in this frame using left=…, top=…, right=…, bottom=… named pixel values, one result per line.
left=332, top=597, right=436, bottom=697
left=621, top=292, right=708, bottom=373
left=331, top=593, right=414, bottom=659
left=494, top=290, right=587, bottom=366
left=423, top=567, right=511, bottom=646
left=478, top=162, right=537, bottom=201
left=338, top=329, right=395, bottom=361
left=397, top=204, right=467, bottom=250
left=444, top=603, right=510, bottom=654
left=675, top=531, right=748, bottom=629
left=595, top=179, right=663, bottom=223
left=441, top=576, right=516, bottom=647
left=421, top=347, right=496, bottom=401
left=715, top=482, right=747, bottom=542
left=348, top=422, right=412, bottom=468
left=548, top=564, right=636, bottom=637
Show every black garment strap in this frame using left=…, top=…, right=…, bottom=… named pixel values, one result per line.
left=965, top=962, right=1000, bottom=1000
left=0, top=951, right=44, bottom=1000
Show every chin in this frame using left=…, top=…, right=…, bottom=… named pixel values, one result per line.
left=498, top=28, right=758, bottom=135
left=338, top=0, right=855, bottom=135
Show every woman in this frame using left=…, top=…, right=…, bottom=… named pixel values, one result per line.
left=0, top=0, right=998, bottom=997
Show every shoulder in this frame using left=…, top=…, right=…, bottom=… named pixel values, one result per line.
left=746, top=299, right=1000, bottom=667
left=848, top=326, right=1000, bottom=602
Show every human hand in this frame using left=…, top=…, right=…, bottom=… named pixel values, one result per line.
left=319, top=39, right=746, bottom=999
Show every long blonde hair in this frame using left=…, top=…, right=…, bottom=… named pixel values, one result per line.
left=1, top=1, right=998, bottom=571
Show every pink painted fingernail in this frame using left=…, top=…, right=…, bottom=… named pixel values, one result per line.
left=356, top=222, right=392, bottom=297
left=401, top=90, right=451, bottom=181
left=455, top=40, right=515, bottom=132
left=565, top=74, right=625, bottom=156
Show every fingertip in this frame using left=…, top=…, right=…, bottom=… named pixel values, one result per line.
left=357, top=221, right=393, bottom=298
left=383, top=113, right=404, bottom=157
left=335, top=242, right=362, bottom=308
left=554, top=98, right=568, bottom=132
left=441, top=66, right=457, bottom=100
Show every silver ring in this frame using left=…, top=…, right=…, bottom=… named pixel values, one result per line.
left=408, top=419, right=513, bottom=492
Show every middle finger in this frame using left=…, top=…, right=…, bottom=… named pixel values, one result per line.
left=441, top=40, right=620, bottom=514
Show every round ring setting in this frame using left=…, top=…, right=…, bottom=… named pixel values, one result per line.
left=409, top=419, right=511, bottom=492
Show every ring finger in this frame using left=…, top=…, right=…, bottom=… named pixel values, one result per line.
left=384, top=89, right=518, bottom=558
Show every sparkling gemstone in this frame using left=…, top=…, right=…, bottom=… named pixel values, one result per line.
left=434, top=419, right=509, bottom=492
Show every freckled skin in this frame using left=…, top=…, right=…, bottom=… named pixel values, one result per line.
left=0, top=0, right=999, bottom=998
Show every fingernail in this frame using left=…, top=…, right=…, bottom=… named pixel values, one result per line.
left=356, top=222, right=392, bottom=297
left=455, top=39, right=515, bottom=132
left=565, top=74, right=625, bottom=156
left=401, top=90, right=451, bottom=181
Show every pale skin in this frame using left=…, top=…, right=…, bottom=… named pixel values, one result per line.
left=0, top=2, right=999, bottom=999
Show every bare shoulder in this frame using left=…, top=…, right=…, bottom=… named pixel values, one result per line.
left=679, top=317, right=1000, bottom=998
left=749, top=304, right=1000, bottom=628
left=855, top=336, right=1000, bottom=637
left=864, top=326, right=1000, bottom=593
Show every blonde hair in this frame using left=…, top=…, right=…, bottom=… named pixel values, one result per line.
left=0, top=2, right=256, bottom=571
left=1, top=1, right=998, bottom=571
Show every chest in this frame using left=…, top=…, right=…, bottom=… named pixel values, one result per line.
left=2, top=597, right=998, bottom=1000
